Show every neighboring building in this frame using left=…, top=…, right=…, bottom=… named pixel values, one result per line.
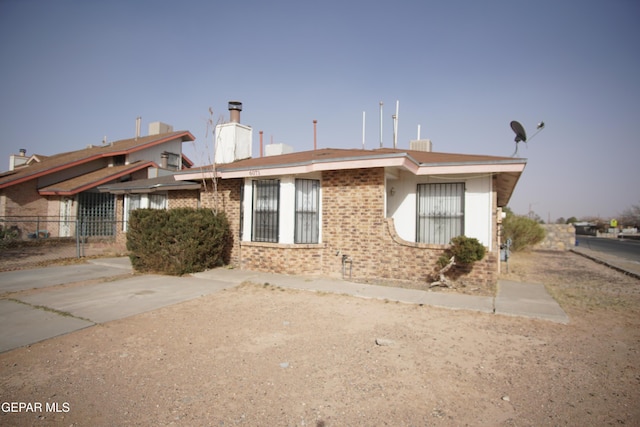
left=573, top=222, right=598, bottom=236
left=0, top=122, right=195, bottom=239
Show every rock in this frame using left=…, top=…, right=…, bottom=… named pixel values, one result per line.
left=375, top=338, right=394, bottom=346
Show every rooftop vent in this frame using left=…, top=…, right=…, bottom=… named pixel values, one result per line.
left=149, top=122, right=174, bottom=136
left=410, top=139, right=433, bottom=152
left=265, top=143, right=294, bottom=156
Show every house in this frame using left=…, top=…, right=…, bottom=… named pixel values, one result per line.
left=151, top=102, right=527, bottom=290
left=0, top=122, right=195, bottom=240
left=94, top=102, right=525, bottom=290
left=172, top=147, right=524, bottom=289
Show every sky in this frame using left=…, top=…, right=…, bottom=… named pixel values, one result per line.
left=1, top=0, right=638, bottom=221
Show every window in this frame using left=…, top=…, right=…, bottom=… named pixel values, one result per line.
left=416, top=183, right=464, bottom=244
left=148, top=193, right=167, bottom=210
left=166, top=152, right=179, bottom=170
left=78, top=192, right=115, bottom=236
left=295, top=179, right=319, bottom=243
left=252, top=179, right=279, bottom=242
left=123, top=193, right=166, bottom=231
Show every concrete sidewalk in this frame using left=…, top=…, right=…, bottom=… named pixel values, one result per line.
left=197, top=267, right=568, bottom=323
left=0, top=257, right=568, bottom=354
left=571, top=246, right=640, bottom=279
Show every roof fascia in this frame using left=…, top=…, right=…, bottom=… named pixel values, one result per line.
left=181, top=153, right=195, bottom=168
left=414, top=162, right=525, bottom=175
left=175, top=151, right=526, bottom=180
left=101, top=182, right=201, bottom=194
left=174, top=166, right=218, bottom=181
left=221, top=156, right=412, bottom=178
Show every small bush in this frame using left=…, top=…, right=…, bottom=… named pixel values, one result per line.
left=437, top=235, right=486, bottom=267
left=126, top=208, right=232, bottom=275
left=0, top=225, right=20, bottom=249
left=502, top=211, right=546, bottom=251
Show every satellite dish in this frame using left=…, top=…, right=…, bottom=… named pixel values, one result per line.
left=510, top=121, right=527, bottom=143
left=508, top=120, right=545, bottom=156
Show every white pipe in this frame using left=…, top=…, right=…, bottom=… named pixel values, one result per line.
left=394, top=100, right=399, bottom=148
left=417, top=124, right=421, bottom=140
left=362, top=111, right=366, bottom=150
left=392, top=114, right=396, bottom=148
left=135, top=116, right=141, bottom=140
left=379, top=101, right=383, bottom=148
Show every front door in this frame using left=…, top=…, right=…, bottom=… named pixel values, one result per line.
left=59, top=198, right=73, bottom=237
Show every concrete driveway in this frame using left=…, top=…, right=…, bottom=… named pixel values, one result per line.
left=0, top=259, right=236, bottom=353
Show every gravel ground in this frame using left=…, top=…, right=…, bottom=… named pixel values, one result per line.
left=1, top=250, right=639, bottom=426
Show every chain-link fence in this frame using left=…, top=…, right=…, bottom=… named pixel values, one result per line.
left=0, top=216, right=127, bottom=271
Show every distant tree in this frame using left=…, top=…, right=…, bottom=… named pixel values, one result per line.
left=555, top=217, right=566, bottom=224
left=503, top=207, right=546, bottom=251
left=565, top=216, right=578, bottom=224
left=619, top=202, right=640, bottom=227
left=530, top=212, right=544, bottom=224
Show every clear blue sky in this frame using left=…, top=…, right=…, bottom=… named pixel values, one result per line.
left=1, top=0, right=638, bottom=221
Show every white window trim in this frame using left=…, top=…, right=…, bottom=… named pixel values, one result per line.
left=242, top=175, right=322, bottom=244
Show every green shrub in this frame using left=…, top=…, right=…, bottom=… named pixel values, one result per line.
left=0, top=225, right=20, bottom=249
left=437, top=235, right=486, bottom=267
left=502, top=210, right=546, bottom=251
left=126, top=208, right=232, bottom=275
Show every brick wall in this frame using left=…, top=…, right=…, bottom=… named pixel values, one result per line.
left=114, top=195, right=126, bottom=245
left=316, top=168, right=383, bottom=275
left=168, top=190, right=199, bottom=209
left=239, top=242, right=324, bottom=276
left=2, top=180, right=48, bottom=217
left=199, top=179, right=243, bottom=265
left=233, top=168, right=498, bottom=292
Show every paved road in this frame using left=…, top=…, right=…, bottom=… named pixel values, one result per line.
left=575, top=236, right=640, bottom=263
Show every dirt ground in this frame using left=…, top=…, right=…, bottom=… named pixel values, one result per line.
left=1, top=250, right=639, bottom=426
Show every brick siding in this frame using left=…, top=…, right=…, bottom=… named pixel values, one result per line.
left=234, top=168, right=498, bottom=292
left=168, top=190, right=200, bottom=209
left=199, top=179, right=243, bottom=265
left=2, top=180, right=48, bottom=217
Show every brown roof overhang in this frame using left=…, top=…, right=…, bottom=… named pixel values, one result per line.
left=0, top=131, right=195, bottom=189
left=38, top=162, right=156, bottom=196
left=98, top=174, right=201, bottom=194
